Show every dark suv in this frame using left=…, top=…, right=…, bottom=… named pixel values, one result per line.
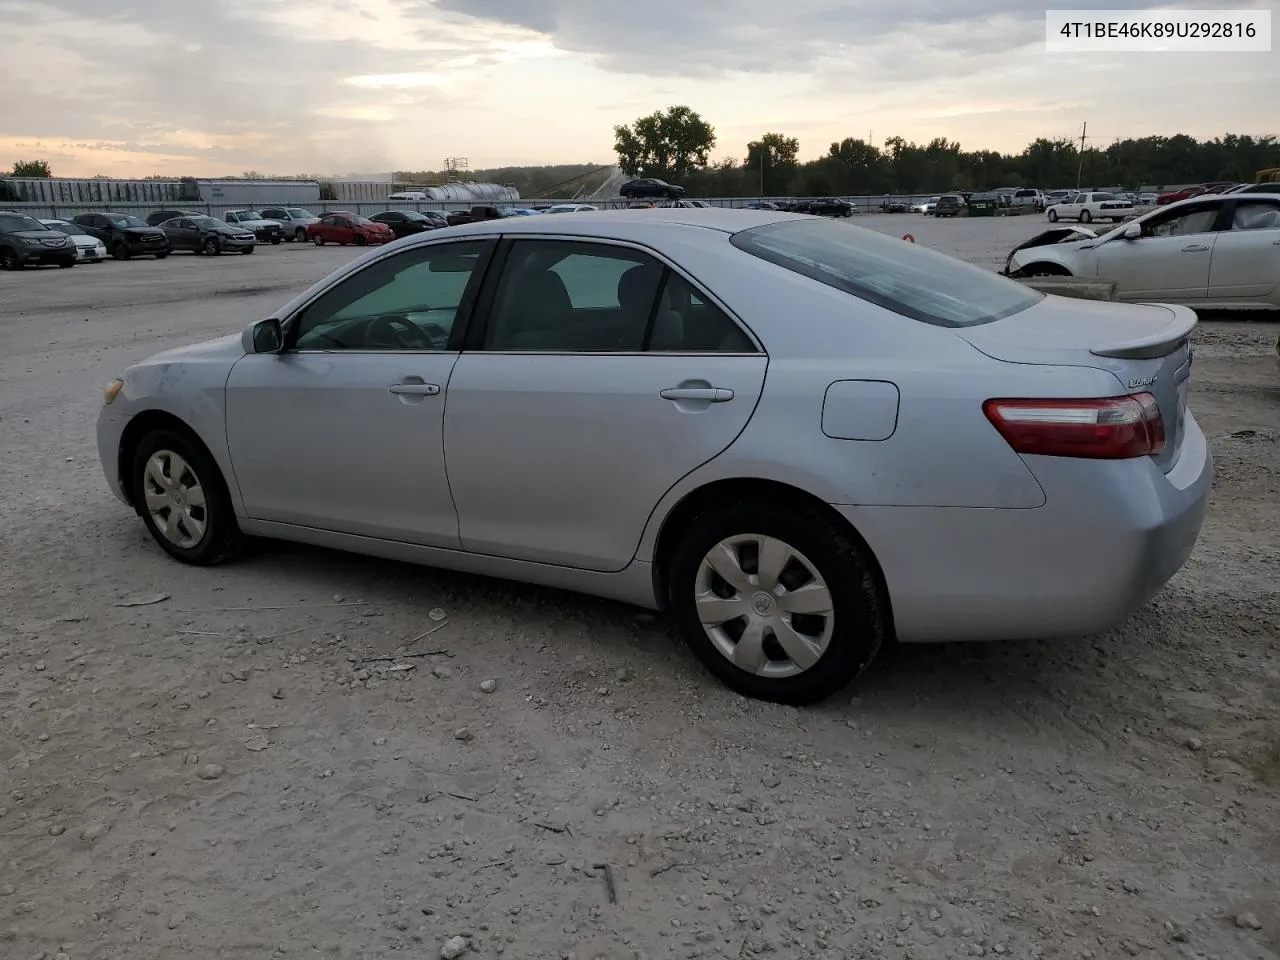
left=620, top=178, right=686, bottom=199
left=72, top=212, right=170, bottom=260
left=934, top=195, right=964, bottom=218
left=0, top=211, right=78, bottom=269
left=146, top=209, right=204, bottom=226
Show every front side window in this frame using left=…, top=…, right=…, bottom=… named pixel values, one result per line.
left=1143, top=203, right=1221, bottom=237
left=731, top=218, right=1041, bottom=328
left=483, top=240, right=758, bottom=353
left=292, top=241, right=491, bottom=352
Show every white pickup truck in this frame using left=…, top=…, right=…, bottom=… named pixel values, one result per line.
left=1045, top=191, right=1134, bottom=224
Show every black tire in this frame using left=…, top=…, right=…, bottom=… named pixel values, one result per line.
left=112, top=241, right=130, bottom=261
left=1079, top=209, right=1092, bottom=223
left=295, top=229, right=307, bottom=243
left=313, top=235, right=325, bottom=246
left=0, top=247, right=19, bottom=270
left=241, top=246, right=254, bottom=255
left=130, top=427, right=243, bottom=566
left=57, top=258, right=76, bottom=268
left=1047, top=209, right=1059, bottom=222
left=203, top=237, right=220, bottom=256
left=155, top=251, right=169, bottom=259
left=271, top=237, right=282, bottom=245
left=667, top=499, right=886, bottom=705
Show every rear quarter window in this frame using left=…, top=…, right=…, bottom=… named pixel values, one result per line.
left=730, top=219, right=1042, bottom=328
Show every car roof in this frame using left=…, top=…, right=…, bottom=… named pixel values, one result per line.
left=439, top=207, right=807, bottom=239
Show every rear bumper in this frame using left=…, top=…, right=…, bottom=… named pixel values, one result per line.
left=842, top=411, right=1213, bottom=643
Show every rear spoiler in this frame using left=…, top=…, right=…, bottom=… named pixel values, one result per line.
left=1089, top=304, right=1197, bottom=360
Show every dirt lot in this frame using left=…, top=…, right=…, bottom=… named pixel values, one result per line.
left=1, top=219, right=1278, bottom=960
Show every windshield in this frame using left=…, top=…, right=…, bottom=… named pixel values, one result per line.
left=285, top=208, right=314, bottom=218
left=110, top=215, right=147, bottom=228
left=0, top=214, right=48, bottom=231
left=403, top=212, right=428, bottom=221
left=45, top=220, right=85, bottom=235
left=730, top=219, right=1042, bottom=328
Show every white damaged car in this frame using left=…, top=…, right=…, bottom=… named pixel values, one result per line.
left=1006, top=192, right=1280, bottom=309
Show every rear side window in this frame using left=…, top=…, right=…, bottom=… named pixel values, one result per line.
left=730, top=219, right=1042, bottom=328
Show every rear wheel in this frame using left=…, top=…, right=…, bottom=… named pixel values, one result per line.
left=112, top=241, right=130, bottom=260
left=667, top=500, right=886, bottom=705
left=295, top=229, right=307, bottom=242
left=271, top=236, right=282, bottom=245
left=0, top=247, right=20, bottom=270
left=130, top=427, right=243, bottom=566
left=1079, top=209, right=1093, bottom=223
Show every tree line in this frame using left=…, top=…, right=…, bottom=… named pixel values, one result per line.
left=612, top=106, right=1280, bottom=196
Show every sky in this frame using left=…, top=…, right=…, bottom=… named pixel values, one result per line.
left=0, top=0, right=1276, bottom=178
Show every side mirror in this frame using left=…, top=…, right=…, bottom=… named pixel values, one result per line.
left=247, top=318, right=283, bottom=354
left=1122, top=222, right=1141, bottom=239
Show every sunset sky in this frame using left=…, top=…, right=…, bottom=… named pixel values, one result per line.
left=1, top=0, right=1275, bottom=178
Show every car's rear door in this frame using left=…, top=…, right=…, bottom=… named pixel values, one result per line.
left=442, top=236, right=767, bottom=572
left=1206, top=198, right=1280, bottom=300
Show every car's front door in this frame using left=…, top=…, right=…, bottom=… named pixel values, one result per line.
left=1207, top=198, right=1280, bottom=299
left=78, top=215, right=108, bottom=243
left=443, top=237, right=768, bottom=572
left=223, top=238, right=496, bottom=545
left=170, top=219, right=196, bottom=250
left=1092, top=199, right=1224, bottom=301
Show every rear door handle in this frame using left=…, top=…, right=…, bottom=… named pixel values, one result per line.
left=660, top=387, right=734, bottom=402
left=388, top=382, right=440, bottom=396
left=1181, top=244, right=1209, bottom=252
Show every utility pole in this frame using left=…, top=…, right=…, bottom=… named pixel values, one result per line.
left=1075, top=122, right=1087, bottom=190
left=760, top=148, right=765, bottom=195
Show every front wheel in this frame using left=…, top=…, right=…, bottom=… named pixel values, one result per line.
left=203, top=237, right=220, bottom=256
left=0, top=247, right=19, bottom=270
left=270, top=237, right=282, bottom=245
left=130, top=428, right=244, bottom=566
left=1047, top=209, right=1059, bottom=222
left=1079, top=209, right=1093, bottom=223
left=241, top=246, right=255, bottom=255
left=667, top=500, right=886, bottom=705
left=112, top=241, right=131, bottom=260
left=58, top=259, right=76, bottom=268
left=154, top=251, right=169, bottom=259
left=313, top=235, right=325, bottom=246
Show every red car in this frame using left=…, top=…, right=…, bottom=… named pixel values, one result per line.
left=307, top=212, right=395, bottom=246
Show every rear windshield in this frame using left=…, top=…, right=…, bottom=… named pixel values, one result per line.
left=730, top=219, right=1042, bottom=328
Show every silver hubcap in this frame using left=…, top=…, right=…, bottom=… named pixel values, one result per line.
left=694, top=534, right=835, bottom=679
left=143, top=450, right=207, bottom=548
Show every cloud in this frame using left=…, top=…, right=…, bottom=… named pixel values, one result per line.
left=0, top=0, right=1274, bottom=177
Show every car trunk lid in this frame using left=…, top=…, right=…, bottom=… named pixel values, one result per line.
left=959, top=296, right=1195, bottom=473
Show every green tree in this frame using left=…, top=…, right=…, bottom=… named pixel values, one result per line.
left=745, top=133, right=800, bottom=194
left=11, top=159, right=52, bottom=177
left=613, top=106, right=716, bottom=181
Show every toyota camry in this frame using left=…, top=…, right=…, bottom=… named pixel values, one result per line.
left=96, top=209, right=1212, bottom=705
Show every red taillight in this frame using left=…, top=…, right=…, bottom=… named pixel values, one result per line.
left=983, top=393, right=1165, bottom=459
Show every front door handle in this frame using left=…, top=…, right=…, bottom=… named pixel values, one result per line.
left=1181, top=244, right=1209, bottom=252
left=660, top=387, right=734, bottom=402
left=388, top=382, right=440, bottom=396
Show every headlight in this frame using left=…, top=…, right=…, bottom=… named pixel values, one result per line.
left=104, top=378, right=124, bottom=405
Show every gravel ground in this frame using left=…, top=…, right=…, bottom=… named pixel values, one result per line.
left=1, top=222, right=1278, bottom=960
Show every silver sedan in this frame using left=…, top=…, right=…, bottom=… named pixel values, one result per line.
left=96, top=209, right=1212, bottom=704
